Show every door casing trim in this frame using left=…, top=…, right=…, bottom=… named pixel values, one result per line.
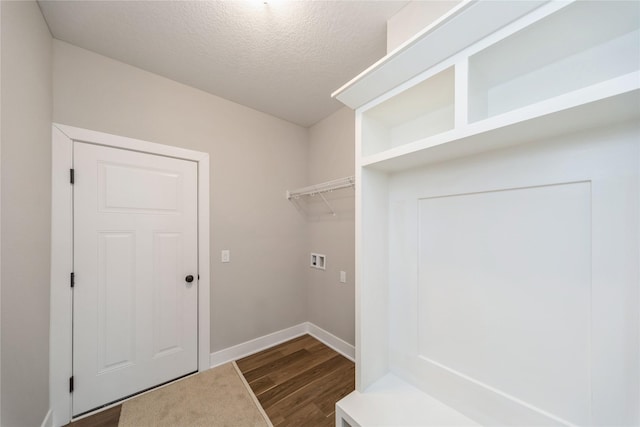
left=49, top=123, right=211, bottom=425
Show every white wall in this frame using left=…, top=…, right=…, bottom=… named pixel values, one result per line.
left=0, top=2, right=53, bottom=426
left=306, top=107, right=355, bottom=345
left=387, top=1, right=462, bottom=53
left=52, top=40, right=310, bottom=352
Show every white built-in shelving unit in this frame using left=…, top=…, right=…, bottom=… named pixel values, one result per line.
left=333, top=0, right=640, bottom=425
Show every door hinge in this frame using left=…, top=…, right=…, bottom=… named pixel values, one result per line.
left=70, top=272, right=75, bottom=288
left=70, top=168, right=75, bottom=184
left=69, top=376, right=74, bottom=393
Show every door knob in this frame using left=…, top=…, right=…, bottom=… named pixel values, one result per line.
left=185, top=275, right=194, bottom=283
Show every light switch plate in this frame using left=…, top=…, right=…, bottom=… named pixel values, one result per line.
left=221, top=250, right=230, bottom=263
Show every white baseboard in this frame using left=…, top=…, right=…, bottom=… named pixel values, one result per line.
left=40, top=409, right=54, bottom=427
left=209, top=322, right=355, bottom=368
left=306, top=322, right=355, bottom=362
left=209, top=323, right=308, bottom=367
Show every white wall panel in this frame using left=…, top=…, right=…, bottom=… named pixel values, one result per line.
left=418, top=182, right=591, bottom=423
left=387, top=122, right=639, bottom=425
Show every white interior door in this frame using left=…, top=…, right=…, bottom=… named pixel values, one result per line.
left=72, top=141, right=198, bottom=415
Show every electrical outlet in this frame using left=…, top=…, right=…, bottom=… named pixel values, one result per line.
left=221, top=250, right=230, bottom=263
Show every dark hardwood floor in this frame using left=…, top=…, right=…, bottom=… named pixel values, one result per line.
left=236, top=334, right=355, bottom=426
left=65, top=334, right=354, bottom=427
left=65, top=405, right=121, bottom=427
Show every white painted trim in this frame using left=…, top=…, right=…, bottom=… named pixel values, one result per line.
left=209, top=322, right=355, bottom=368
left=336, top=403, right=360, bottom=427
left=331, top=0, right=547, bottom=108
left=210, top=324, right=308, bottom=367
left=0, top=2, right=3, bottom=423
left=50, top=126, right=74, bottom=427
left=306, top=322, right=355, bottom=362
left=50, top=124, right=210, bottom=426
left=196, top=148, right=210, bottom=373
left=52, top=124, right=209, bottom=162
left=40, top=409, right=54, bottom=427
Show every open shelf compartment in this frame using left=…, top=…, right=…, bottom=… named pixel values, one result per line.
left=361, top=66, right=455, bottom=157
left=468, top=0, right=640, bottom=122
left=362, top=76, right=639, bottom=172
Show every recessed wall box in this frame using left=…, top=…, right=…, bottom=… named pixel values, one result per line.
left=310, top=253, right=326, bottom=270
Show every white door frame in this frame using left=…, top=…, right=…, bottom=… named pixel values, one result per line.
left=49, top=123, right=210, bottom=426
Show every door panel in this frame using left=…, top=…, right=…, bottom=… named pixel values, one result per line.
left=73, top=142, right=198, bottom=415
left=100, top=162, right=181, bottom=213
left=152, top=232, right=184, bottom=358
left=97, top=231, right=136, bottom=374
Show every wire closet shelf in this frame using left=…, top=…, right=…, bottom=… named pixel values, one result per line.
left=286, top=176, right=355, bottom=216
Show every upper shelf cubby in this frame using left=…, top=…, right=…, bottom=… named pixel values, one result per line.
left=468, top=0, right=640, bottom=122
left=334, top=0, right=640, bottom=173
left=332, top=0, right=546, bottom=110
left=361, top=67, right=454, bottom=157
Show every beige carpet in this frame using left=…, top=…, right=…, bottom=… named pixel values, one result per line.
left=118, top=362, right=272, bottom=427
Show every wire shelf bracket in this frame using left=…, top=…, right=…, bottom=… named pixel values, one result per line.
left=286, top=176, right=355, bottom=216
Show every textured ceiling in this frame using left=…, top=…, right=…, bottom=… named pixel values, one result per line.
left=38, top=0, right=408, bottom=127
